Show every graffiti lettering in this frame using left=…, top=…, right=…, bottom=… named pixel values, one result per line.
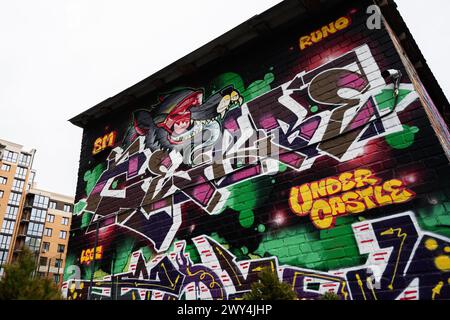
left=289, top=169, right=416, bottom=229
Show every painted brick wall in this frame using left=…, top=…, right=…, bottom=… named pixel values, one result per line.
left=64, top=0, right=450, bottom=300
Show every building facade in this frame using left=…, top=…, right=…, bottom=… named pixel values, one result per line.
left=18, top=189, right=73, bottom=287
left=0, top=139, right=74, bottom=287
left=0, top=139, right=36, bottom=277
left=65, top=0, right=450, bottom=300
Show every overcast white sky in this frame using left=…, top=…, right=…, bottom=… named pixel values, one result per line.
left=0, top=0, right=449, bottom=197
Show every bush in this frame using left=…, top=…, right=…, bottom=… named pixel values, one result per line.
left=0, top=247, right=62, bottom=300
left=242, top=267, right=297, bottom=300
left=320, top=292, right=340, bottom=300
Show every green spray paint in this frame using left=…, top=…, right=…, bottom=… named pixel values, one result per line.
left=375, top=88, right=411, bottom=111
left=114, top=237, right=136, bottom=274
left=74, top=200, right=87, bottom=215
left=208, top=71, right=275, bottom=103
left=255, top=216, right=365, bottom=271
left=81, top=211, right=93, bottom=229
left=385, top=125, right=419, bottom=149
left=84, top=163, right=105, bottom=196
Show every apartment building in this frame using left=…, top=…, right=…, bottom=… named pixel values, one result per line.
left=16, top=189, right=73, bottom=286
left=0, top=139, right=74, bottom=287
left=0, top=139, right=36, bottom=277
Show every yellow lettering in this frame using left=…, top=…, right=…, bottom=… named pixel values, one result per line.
left=354, top=169, right=379, bottom=188
left=326, top=178, right=342, bottom=195
left=339, top=172, right=356, bottom=192
left=321, top=23, right=337, bottom=38
left=342, top=191, right=366, bottom=214
left=335, top=16, right=350, bottom=30
left=310, top=199, right=334, bottom=229
left=329, top=197, right=346, bottom=216
left=300, top=36, right=313, bottom=50
left=384, top=179, right=415, bottom=203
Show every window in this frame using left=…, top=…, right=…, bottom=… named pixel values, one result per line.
left=0, top=235, right=11, bottom=250
left=0, top=190, right=3, bottom=198
left=39, top=257, right=48, bottom=266
left=27, top=222, right=44, bottom=237
left=1, top=220, right=15, bottom=235
left=46, top=214, right=55, bottom=223
left=61, top=217, right=69, bottom=226
left=15, top=167, right=27, bottom=180
left=3, top=150, right=18, bottom=163
left=42, top=242, right=50, bottom=252
left=25, top=237, right=41, bottom=252
left=49, top=201, right=57, bottom=210
left=59, top=230, right=67, bottom=240
left=0, top=177, right=7, bottom=185
left=33, top=195, right=49, bottom=209
left=63, top=204, right=72, bottom=213
left=30, top=208, right=47, bottom=223
left=1, top=164, right=11, bottom=172
left=12, top=179, right=24, bottom=192
left=44, top=228, right=52, bottom=237
left=57, top=244, right=65, bottom=253
left=18, top=153, right=32, bottom=167
left=8, top=192, right=21, bottom=206
left=55, top=259, right=63, bottom=268
left=5, top=206, right=18, bottom=220
left=0, top=250, right=8, bottom=265
left=53, top=274, right=61, bottom=284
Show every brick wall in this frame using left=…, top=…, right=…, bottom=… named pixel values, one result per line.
left=64, top=0, right=450, bottom=300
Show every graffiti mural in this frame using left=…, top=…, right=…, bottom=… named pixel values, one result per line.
left=63, top=213, right=450, bottom=300
left=65, top=6, right=450, bottom=300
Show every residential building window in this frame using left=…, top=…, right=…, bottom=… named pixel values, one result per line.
left=44, top=228, right=52, bottom=237
left=61, top=217, right=69, bottom=226
left=3, top=151, right=18, bottom=163
left=57, top=244, right=65, bottom=253
left=42, top=242, right=50, bottom=252
left=39, top=257, right=48, bottom=266
left=46, top=214, right=55, bottom=223
left=5, top=206, right=18, bottom=220
left=1, top=220, right=15, bottom=235
left=0, top=250, right=8, bottom=265
left=55, top=259, right=63, bottom=269
left=53, top=274, right=61, bottom=284
left=0, top=177, right=7, bottom=185
left=15, top=167, right=27, bottom=180
left=33, top=195, right=49, bottom=209
left=63, top=204, right=72, bottom=213
left=12, top=179, right=25, bottom=192
left=1, top=164, right=11, bottom=172
left=59, top=230, right=67, bottom=239
left=25, top=237, right=41, bottom=252
left=0, top=235, right=12, bottom=250
left=27, top=222, right=44, bottom=237
left=0, top=190, right=3, bottom=198
left=18, top=153, right=32, bottom=167
left=49, top=201, right=57, bottom=209
left=8, top=192, right=21, bottom=206
left=31, top=208, right=47, bottom=223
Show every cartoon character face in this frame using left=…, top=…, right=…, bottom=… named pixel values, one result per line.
left=155, top=91, right=203, bottom=143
